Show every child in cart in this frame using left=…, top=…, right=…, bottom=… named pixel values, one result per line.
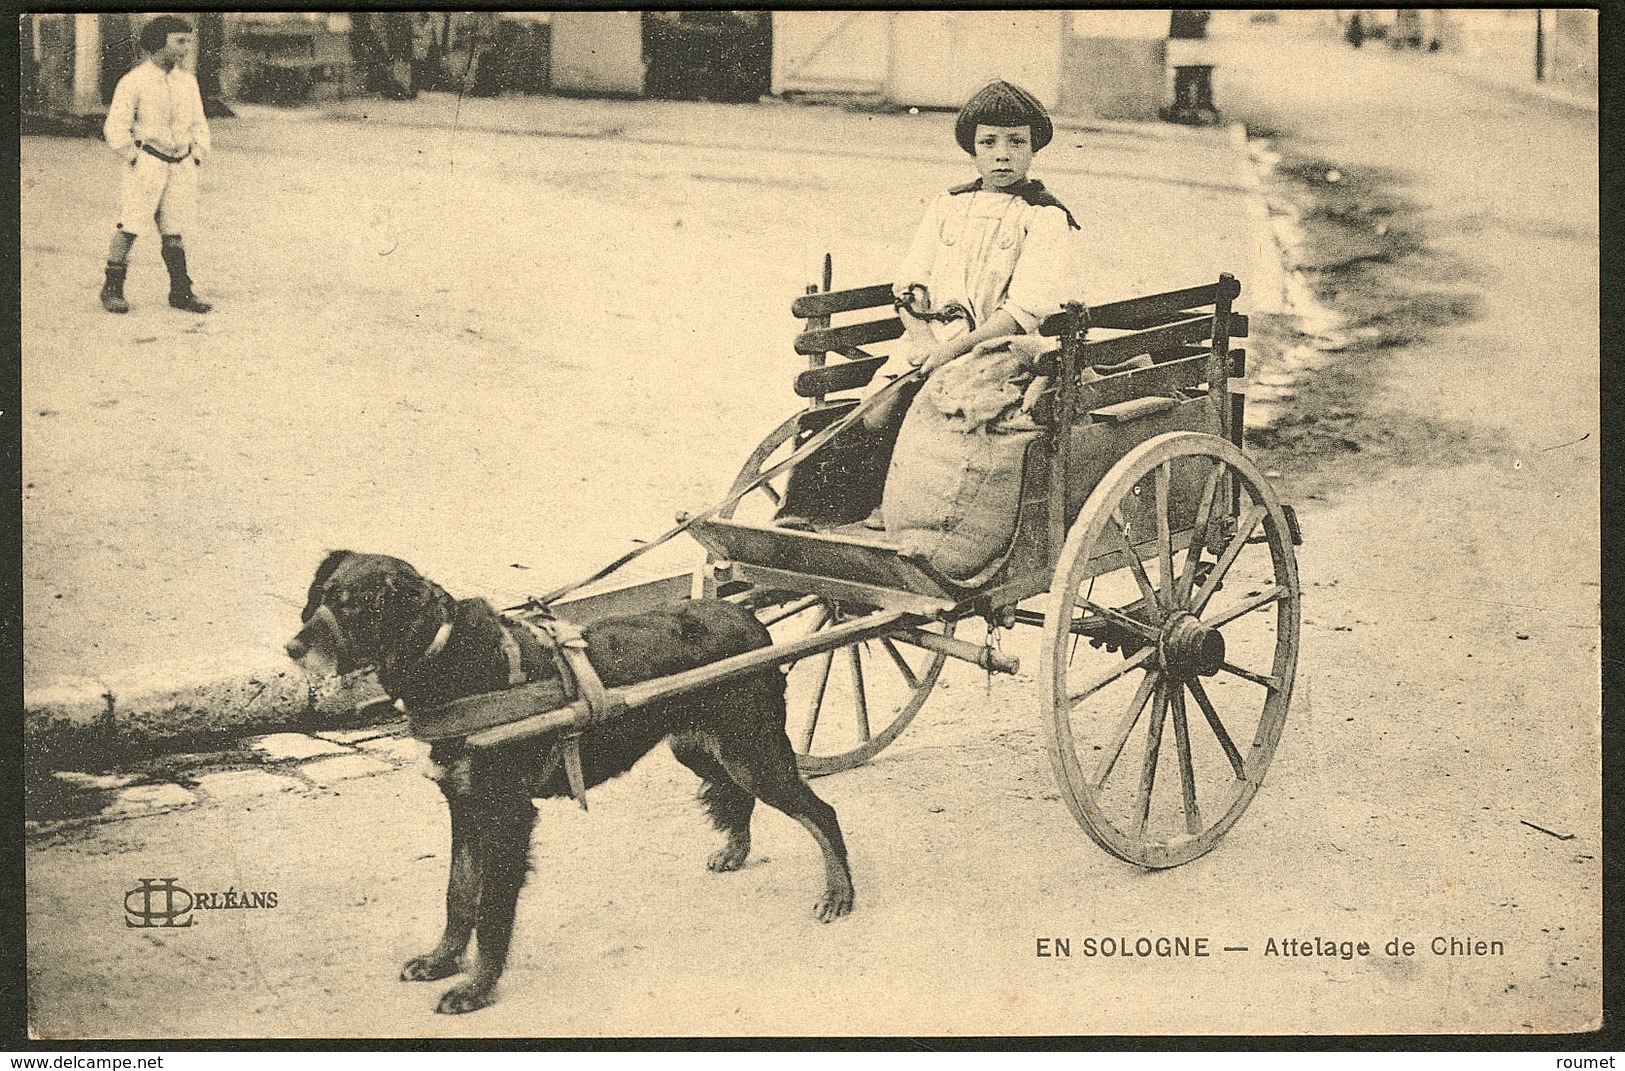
left=776, top=80, right=1083, bottom=532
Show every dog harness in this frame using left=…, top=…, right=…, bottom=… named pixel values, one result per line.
left=520, top=614, right=625, bottom=811
left=405, top=611, right=618, bottom=810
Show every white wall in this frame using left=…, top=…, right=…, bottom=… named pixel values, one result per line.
left=549, top=11, right=644, bottom=96
left=771, top=11, right=889, bottom=95
left=886, top=11, right=1067, bottom=109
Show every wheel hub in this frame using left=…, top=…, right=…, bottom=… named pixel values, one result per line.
left=1160, top=612, right=1225, bottom=679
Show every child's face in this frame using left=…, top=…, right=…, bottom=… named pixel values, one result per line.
left=156, top=32, right=193, bottom=71
left=972, top=124, right=1035, bottom=189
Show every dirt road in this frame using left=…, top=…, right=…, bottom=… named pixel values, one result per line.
left=21, top=23, right=1600, bottom=1039
left=1215, top=22, right=1602, bottom=1031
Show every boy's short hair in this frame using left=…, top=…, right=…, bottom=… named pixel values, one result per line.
left=954, top=80, right=1054, bottom=154
left=140, top=16, right=194, bottom=55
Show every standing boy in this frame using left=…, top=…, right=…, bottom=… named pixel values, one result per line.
left=99, top=15, right=213, bottom=314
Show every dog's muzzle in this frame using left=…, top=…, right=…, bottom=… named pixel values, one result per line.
left=286, top=603, right=351, bottom=675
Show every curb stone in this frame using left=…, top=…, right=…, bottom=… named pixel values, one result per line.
left=1227, top=121, right=1289, bottom=318
left=25, top=652, right=390, bottom=764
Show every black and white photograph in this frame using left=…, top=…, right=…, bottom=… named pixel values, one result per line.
left=17, top=9, right=1602, bottom=1040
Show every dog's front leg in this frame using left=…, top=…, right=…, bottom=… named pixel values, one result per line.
left=402, top=782, right=480, bottom=983
left=435, top=794, right=537, bottom=1015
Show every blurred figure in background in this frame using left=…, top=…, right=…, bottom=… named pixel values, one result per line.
left=99, top=15, right=213, bottom=314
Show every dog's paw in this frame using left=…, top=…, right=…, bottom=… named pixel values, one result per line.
left=401, top=954, right=462, bottom=982
left=813, top=886, right=854, bottom=923
left=707, top=841, right=750, bottom=872
left=435, top=981, right=495, bottom=1015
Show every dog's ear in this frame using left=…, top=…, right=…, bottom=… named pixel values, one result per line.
left=302, top=550, right=353, bottom=621
left=381, top=565, right=450, bottom=620
left=374, top=562, right=454, bottom=666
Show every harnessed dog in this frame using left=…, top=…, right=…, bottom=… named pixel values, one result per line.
left=286, top=551, right=854, bottom=1015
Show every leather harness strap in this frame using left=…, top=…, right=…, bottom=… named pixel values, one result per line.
left=497, top=622, right=526, bottom=687
left=516, top=616, right=622, bottom=810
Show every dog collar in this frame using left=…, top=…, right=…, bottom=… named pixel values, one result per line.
left=422, top=621, right=454, bottom=660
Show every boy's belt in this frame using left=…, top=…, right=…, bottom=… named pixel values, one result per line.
left=135, top=141, right=191, bottom=164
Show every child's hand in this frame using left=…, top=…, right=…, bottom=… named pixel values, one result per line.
left=911, top=342, right=961, bottom=376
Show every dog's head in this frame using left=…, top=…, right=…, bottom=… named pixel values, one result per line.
left=286, top=551, right=453, bottom=678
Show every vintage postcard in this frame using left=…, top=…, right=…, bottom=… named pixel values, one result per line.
left=18, top=10, right=1600, bottom=1040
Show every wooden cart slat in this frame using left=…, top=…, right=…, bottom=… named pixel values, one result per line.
left=691, top=518, right=966, bottom=603
left=726, top=560, right=961, bottom=617
left=1065, top=278, right=1240, bottom=331
left=1075, top=350, right=1240, bottom=413
left=790, top=282, right=896, bottom=319
left=792, top=278, right=1240, bottom=333
left=1072, top=314, right=1223, bottom=369
left=795, top=318, right=906, bottom=355
left=794, top=354, right=889, bottom=397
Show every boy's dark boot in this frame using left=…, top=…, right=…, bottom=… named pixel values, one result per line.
left=99, top=261, right=130, bottom=314
left=161, top=242, right=212, bottom=313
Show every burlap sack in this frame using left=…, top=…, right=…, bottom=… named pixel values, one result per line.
left=881, top=340, right=1043, bottom=583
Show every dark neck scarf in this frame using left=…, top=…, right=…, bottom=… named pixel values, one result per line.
left=949, top=177, right=1081, bottom=230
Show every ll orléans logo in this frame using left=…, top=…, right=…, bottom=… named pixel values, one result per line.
left=125, top=878, right=279, bottom=927
left=125, top=877, right=194, bottom=928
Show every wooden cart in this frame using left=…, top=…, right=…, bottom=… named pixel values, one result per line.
left=474, top=272, right=1302, bottom=869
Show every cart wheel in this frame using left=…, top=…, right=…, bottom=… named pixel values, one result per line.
left=1040, top=431, right=1300, bottom=868
left=755, top=594, right=953, bottom=775
left=717, top=413, right=803, bottom=525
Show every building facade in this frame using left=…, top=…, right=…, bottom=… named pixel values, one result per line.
left=26, top=10, right=1257, bottom=125
left=770, top=11, right=1176, bottom=121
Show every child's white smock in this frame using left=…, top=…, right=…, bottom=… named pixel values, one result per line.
left=893, top=185, right=1080, bottom=342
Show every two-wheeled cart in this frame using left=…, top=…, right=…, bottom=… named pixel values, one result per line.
left=466, top=272, right=1302, bottom=869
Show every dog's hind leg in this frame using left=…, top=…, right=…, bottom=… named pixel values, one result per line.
left=435, top=793, right=536, bottom=1015
left=402, top=790, right=479, bottom=983
left=670, top=733, right=755, bottom=872
left=713, top=733, right=855, bottom=923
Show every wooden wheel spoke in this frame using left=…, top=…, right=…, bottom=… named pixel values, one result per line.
left=757, top=481, right=783, bottom=506
left=788, top=608, right=950, bottom=772
left=759, top=594, right=823, bottom=628
left=1219, top=661, right=1282, bottom=692
left=1192, top=505, right=1267, bottom=615
left=847, top=645, right=870, bottom=741
left=1133, top=685, right=1169, bottom=839
left=1068, top=646, right=1157, bottom=705
left=797, top=648, right=835, bottom=753
left=1077, top=598, right=1160, bottom=642
left=1185, top=678, right=1246, bottom=780
left=1202, top=585, right=1286, bottom=629
left=1169, top=687, right=1202, bottom=835
left=1154, top=462, right=1175, bottom=610
left=1090, top=670, right=1160, bottom=788
left=880, top=638, right=920, bottom=690
left=1177, top=463, right=1225, bottom=605
left=1108, top=513, right=1163, bottom=619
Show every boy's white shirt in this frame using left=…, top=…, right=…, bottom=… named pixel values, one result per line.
left=893, top=187, right=1080, bottom=341
left=103, top=59, right=212, bottom=161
